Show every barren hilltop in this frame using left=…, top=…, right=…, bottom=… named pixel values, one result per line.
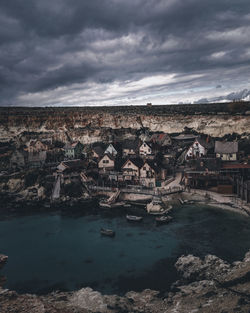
left=0, top=102, right=250, bottom=143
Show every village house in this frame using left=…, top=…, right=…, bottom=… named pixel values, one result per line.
left=185, top=138, right=213, bottom=160
left=27, top=140, right=51, bottom=153
left=104, top=144, right=118, bottom=157
left=140, top=160, right=167, bottom=187
left=63, top=141, right=83, bottom=159
left=98, top=153, right=115, bottom=171
left=139, top=141, right=153, bottom=156
left=107, top=171, right=124, bottom=183
left=184, top=158, right=222, bottom=190
left=121, top=158, right=143, bottom=182
left=28, top=151, right=47, bottom=168
left=150, top=133, right=172, bottom=147
left=122, top=139, right=138, bottom=157
left=57, top=159, right=86, bottom=183
left=215, top=141, right=238, bottom=161
left=10, top=149, right=27, bottom=169
left=140, top=161, right=157, bottom=187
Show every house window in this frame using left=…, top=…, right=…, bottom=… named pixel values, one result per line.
left=128, top=162, right=131, bottom=166
left=143, top=167, right=146, bottom=170
left=144, top=144, right=146, bottom=147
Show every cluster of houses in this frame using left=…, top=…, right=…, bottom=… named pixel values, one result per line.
left=8, top=139, right=63, bottom=169
left=182, top=137, right=250, bottom=196
left=54, top=133, right=250, bottom=196
left=1, top=131, right=250, bottom=200
left=57, top=134, right=172, bottom=188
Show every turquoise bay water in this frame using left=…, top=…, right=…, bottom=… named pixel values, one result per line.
left=0, top=204, right=250, bottom=295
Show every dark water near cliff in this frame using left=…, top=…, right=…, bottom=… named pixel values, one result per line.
left=1, top=204, right=250, bottom=295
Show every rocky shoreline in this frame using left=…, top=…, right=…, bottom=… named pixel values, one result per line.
left=0, top=250, right=250, bottom=312
left=180, top=190, right=250, bottom=217
left=0, top=254, right=8, bottom=270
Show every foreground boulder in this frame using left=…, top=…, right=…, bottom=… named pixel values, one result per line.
left=0, top=251, right=250, bottom=312
left=175, top=253, right=231, bottom=282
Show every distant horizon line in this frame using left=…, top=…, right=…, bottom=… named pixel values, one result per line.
left=1, top=100, right=249, bottom=109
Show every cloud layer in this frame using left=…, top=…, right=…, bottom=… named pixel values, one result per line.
left=1, top=0, right=250, bottom=106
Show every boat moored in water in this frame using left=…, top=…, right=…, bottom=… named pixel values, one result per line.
left=155, top=216, right=173, bottom=224
left=100, top=228, right=115, bottom=237
left=126, top=215, right=143, bottom=222
left=148, top=206, right=172, bottom=215
left=124, top=203, right=131, bottom=208
left=146, top=197, right=172, bottom=215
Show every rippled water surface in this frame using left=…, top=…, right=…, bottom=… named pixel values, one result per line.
left=1, top=204, right=250, bottom=295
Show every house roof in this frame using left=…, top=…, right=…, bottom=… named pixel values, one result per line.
left=195, top=138, right=214, bottom=150
left=92, top=146, right=104, bottom=156
left=143, top=160, right=161, bottom=173
left=140, top=141, right=152, bottom=148
left=122, top=157, right=144, bottom=169
left=150, top=133, right=171, bottom=145
left=63, top=142, right=81, bottom=150
left=122, top=139, right=139, bottom=150
left=173, top=134, right=197, bottom=140
left=104, top=143, right=120, bottom=155
left=215, top=141, right=238, bottom=154
left=100, top=153, right=116, bottom=161
left=63, top=143, right=73, bottom=149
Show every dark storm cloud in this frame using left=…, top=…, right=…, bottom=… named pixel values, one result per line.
left=0, top=0, right=250, bottom=106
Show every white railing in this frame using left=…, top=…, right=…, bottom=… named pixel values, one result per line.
left=89, top=185, right=184, bottom=195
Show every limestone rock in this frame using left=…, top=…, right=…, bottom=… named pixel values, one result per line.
left=175, top=254, right=230, bottom=282
left=69, top=287, right=107, bottom=312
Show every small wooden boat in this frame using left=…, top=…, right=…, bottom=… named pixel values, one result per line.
left=124, top=203, right=131, bottom=208
left=100, top=228, right=115, bottom=237
left=126, top=215, right=143, bottom=222
left=99, top=200, right=111, bottom=208
left=148, top=207, right=171, bottom=215
left=183, top=200, right=194, bottom=205
left=155, top=216, right=173, bottom=224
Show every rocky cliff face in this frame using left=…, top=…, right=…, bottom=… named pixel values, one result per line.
left=0, top=255, right=8, bottom=270
left=1, top=251, right=250, bottom=313
left=1, top=104, right=250, bottom=143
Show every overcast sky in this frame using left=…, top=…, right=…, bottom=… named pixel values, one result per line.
left=1, top=0, right=250, bottom=106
